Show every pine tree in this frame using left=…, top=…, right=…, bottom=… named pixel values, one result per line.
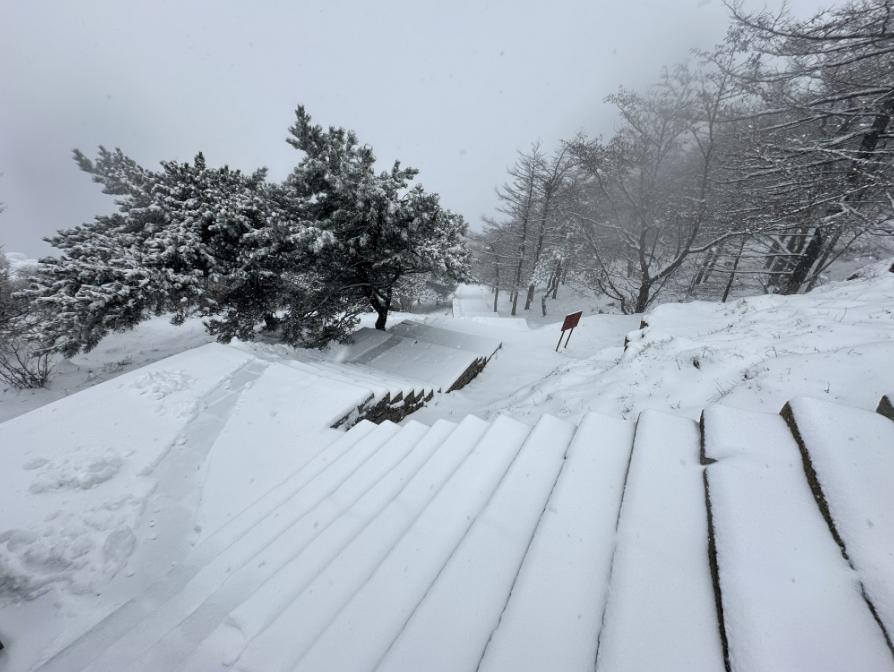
left=27, top=149, right=335, bottom=354
left=284, top=106, right=471, bottom=329
left=26, top=106, right=472, bottom=357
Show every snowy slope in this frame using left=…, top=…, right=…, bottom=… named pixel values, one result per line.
left=453, top=260, right=894, bottom=425
left=2, top=265, right=894, bottom=671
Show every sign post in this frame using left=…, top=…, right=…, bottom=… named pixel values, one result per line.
left=556, top=310, right=583, bottom=351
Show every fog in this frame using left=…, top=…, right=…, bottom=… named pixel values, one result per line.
left=1, top=0, right=827, bottom=256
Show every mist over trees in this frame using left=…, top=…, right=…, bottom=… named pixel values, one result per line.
left=475, top=0, right=894, bottom=314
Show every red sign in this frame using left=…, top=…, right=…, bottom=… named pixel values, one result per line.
left=560, top=311, right=583, bottom=332
left=556, top=311, right=583, bottom=351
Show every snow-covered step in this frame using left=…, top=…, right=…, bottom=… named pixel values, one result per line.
left=325, top=326, right=395, bottom=362
left=478, top=412, right=635, bottom=672
left=285, top=356, right=429, bottom=402
left=377, top=414, right=576, bottom=672
left=389, top=319, right=502, bottom=359
left=284, top=415, right=533, bottom=672
left=292, top=415, right=533, bottom=672
left=34, top=418, right=382, bottom=672
left=346, top=327, right=491, bottom=392
left=595, top=410, right=724, bottom=672
left=195, top=360, right=384, bottom=534
left=229, top=414, right=491, bottom=672
left=61, top=420, right=405, bottom=672
left=127, top=420, right=445, bottom=672
left=339, top=360, right=433, bottom=398
left=176, top=419, right=460, bottom=671
left=781, top=397, right=894, bottom=644
left=283, top=358, right=394, bottom=399
left=231, top=343, right=434, bottom=424
left=702, top=405, right=894, bottom=672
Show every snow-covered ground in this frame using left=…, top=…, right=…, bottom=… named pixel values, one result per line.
left=435, top=262, right=894, bottom=424
left=0, top=317, right=216, bottom=424
left=1, top=264, right=893, bottom=671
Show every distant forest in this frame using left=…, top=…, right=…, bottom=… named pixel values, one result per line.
left=475, top=0, right=894, bottom=315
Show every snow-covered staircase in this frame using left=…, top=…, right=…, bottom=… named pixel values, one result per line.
left=32, top=396, right=894, bottom=672
left=327, top=320, right=502, bottom=394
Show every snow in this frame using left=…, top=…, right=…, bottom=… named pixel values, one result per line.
left=0, top=344, right=253, bottom=600
left=2, top=261, right=894, bottom=671
left=0, top=316, right=216, bottom=424
left=377, top=415, right=575, bottom=672
left=180, top=419, right=459, bottom=672
left=595, top=410, right=724, bottom=672
left=446, top=260, right=894, bottom=425
left=389, top=319, right=501, bottom=358
left=293, top=415, right=532, bottom=671
left=36, top=422, right=383, bottom=671
left=478, top=412, right=635, bottom=672
left=229, top=415, right=491, bottom=672
left=115, top=422, right=435, bottom=672
left=341, top=327, right=486, bottom=392
left=0, top=334, right=464, bottom=672
left=452, top=282, right=617, bottom=328
left=3, top=251, right=39, bottom=278
left=702, top=404, right=893, bottom=672
left=195, top=360, right=386, bottom=535
left=783, top=397, right=894, bottom=639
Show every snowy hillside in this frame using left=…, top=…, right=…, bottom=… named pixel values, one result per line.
left=444, top=260, right=894, bottom=425
left=0, top=270, right=893, bottom=671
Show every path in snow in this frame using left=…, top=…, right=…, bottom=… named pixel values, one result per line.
left=451, top=283, right=494, bottom=317
left=405, top=285, right=638, bottom=426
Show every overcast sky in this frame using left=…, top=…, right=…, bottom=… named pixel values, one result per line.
left=2, top=0, right=828, bottom=256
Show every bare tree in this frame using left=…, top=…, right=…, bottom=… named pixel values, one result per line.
left=523, top=145, right=573, bottom=310
left=722, top=0, right=894, bottom=293
left=494, top=145, right=544, bottom=315
left=569, top=64, right=742, bottom=312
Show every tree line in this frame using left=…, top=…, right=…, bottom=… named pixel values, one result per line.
left=0, top=107, right=471, bottom=387
left=475, top=0, right=894, bottom=315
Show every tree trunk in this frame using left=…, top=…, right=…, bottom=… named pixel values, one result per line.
left=262, top=313, right=279, bottom=331
left=721, top=236, right=748, bottom=303
left=692, top=248, right=717, bottom=287
left=805, top=225, right=844, bottom=292
left=634, top=280, right=652, bottom=313
left=368, top=288, right=392, bottom=330
left=783, top=228, right=824, bottom=294
left=523, top=283, right=536, bottom=311
left=550, top=260, right=562, bottom=299
left=786, top=93, right=894, bottom=294
left=493, top=258, right=500, bottom=312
